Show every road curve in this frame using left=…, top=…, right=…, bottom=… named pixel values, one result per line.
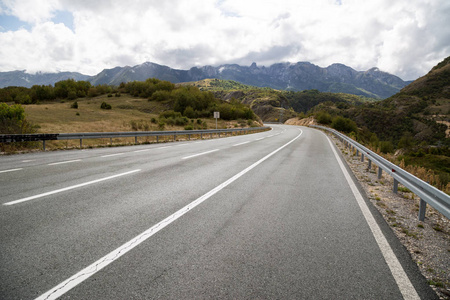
left=0, top=125, right=437, bottom=299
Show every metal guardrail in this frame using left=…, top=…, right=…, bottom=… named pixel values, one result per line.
left=1, top=127, right=270, bottom=150
left=312, top=125, right=450, bottom=221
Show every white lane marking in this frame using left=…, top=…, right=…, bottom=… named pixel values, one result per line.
left=34, top=129, right=303, bottom=300
left=325, top=135, right=420, bottom=300
left=181, top=149, right=219, bottom=160
left=157, top=146, right=172, bottom=149
left=175, top=143, right=189, bottom=146
left=22, top=160, right=35, bottom=163
left=48, top=160, right=81, bottom=166
left=133, top=149, right=151, bottom=153
left=233, top=141, right=250, bottom=147
left=255, top=137, right=265, bottom=141
left=101, top=153, right=125, bottom=158
left=0, top=168, right=23, bottom=174
left=3, top=170, right=141, bottom=206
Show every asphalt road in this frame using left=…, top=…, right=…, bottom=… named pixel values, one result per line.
left=0, top=125, right=438, bottom=299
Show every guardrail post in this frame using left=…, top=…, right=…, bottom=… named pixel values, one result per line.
left=201, top=133, right=203, bottom=140
left=356, top=149, right=359, bottom=157
left=43, top=140, right=46, bottom=151
left=418, top=199, right=427, bottom=221
left=368, top=159, right=372, bottom=169
left=173, top=134, right=176, bottom=142
left=361, top=153, right=364, bottom=162
left=80, top=139, right=83, bottom=149
left=393, top=179, right=398, bottom=194
left=110, top=138, right=112, bottom=145
left=156, top=136, right=159, bottom=143
left=188, top=134, right=190, bottom=141
left=135, top=136, right=138, bottom=145
left=378, top=167, right=382, bottom=179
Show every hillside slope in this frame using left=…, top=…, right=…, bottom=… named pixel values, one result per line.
left=0, top=61, right=409, bottom=99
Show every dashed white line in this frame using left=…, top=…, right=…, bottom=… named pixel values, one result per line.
left=22, top=160, right=35, bottom=163
left=255, top=137, right=265, bottom=141
left=48, top=159, right=81, bottom=166
left=101, top=153, right=125, bottom=158
left=0, top=168, right=23, bottom=174
left=3, top=169, right=141, bottom=206
left=133, top=149, right=151, bottom=153
left=233, top=141, right=250, bottom=147
left=34, top=130, right=303, bottom=300
left=182, top=149, right=219, bottom=160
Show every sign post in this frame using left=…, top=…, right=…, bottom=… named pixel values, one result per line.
left=214, top=111, right=220, bottom=129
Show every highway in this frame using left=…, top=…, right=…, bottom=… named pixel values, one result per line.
left=0, top=125, right=437, bottom=299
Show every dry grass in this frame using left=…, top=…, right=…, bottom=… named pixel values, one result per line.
left=6, top=94, right=259, bottom=152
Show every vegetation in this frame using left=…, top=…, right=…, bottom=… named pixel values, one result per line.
left=310, top=56, right=450, bottom=192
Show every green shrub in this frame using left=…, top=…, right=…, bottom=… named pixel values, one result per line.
left=100, top=102, right=112, bottom=109
left=71, top=101, right=78, bottom=109
left=379, top=141, right=394, bottom=153
left=331, top=116, right=358, bottom=133
left=184, top=125, right=193, bottom=130
left=316, top=111, right=332, bottom=125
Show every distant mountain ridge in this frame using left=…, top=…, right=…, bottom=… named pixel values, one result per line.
left=0, top=61, right=410, bottom=99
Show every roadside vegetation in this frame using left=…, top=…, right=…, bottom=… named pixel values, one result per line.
left=0, top=78, right=261, bottom=152
left=305, top=56, right=450, bottom=193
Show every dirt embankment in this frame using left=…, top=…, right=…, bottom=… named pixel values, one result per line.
left=285, top=117, right=317, bottom=126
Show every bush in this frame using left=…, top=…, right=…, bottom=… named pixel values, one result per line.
left=379, top=141, right=394, bottom=153
left=184, top=125, right=193, bottom=130
left=71, top=101, right=78, bottom=109
left=0, top=103, right=34, bottom=134
left=331, top=116, right=358, bottom=133
left=100, top=102, right=112, bottom=109
left=316, top=111, right=332, bottom=125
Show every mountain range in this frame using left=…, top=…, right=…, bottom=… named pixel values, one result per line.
left=0, top=61, right=411, bottom=99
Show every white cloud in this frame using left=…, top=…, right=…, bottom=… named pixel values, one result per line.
left=0, top=0, right=448, bottom=79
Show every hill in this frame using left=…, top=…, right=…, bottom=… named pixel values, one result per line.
left=306, top=56, right=450, bottom=191
left=182, top=79, right=372, bottom=122
left=0, top=70, right=89, bottom=88
left=0, top=61, right=410, bottom=99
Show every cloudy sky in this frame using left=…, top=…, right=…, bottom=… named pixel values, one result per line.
left=0, top=0, right=449, bottom=80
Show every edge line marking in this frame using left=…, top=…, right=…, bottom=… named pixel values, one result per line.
left=324, top=133, right=420, bottom=300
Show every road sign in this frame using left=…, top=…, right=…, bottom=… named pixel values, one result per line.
left=214, top=111, right=220, bottom=129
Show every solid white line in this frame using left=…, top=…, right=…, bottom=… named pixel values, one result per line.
left=48, top=160, right=81, bottom=166
left=3, top=169, right=141, bottom=206
left=325, top=135, right=420, bottom=300
left=182, top=149, right=219, bottom=160
left=255, top=137, right=265, bottom=141
left=35, top=129, right=303, bottom=300
left=0, top=168, right=23, bottom=174
left=233, top=141, right=250, bottom=147
left=101, top=153, right=125, bottom=158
